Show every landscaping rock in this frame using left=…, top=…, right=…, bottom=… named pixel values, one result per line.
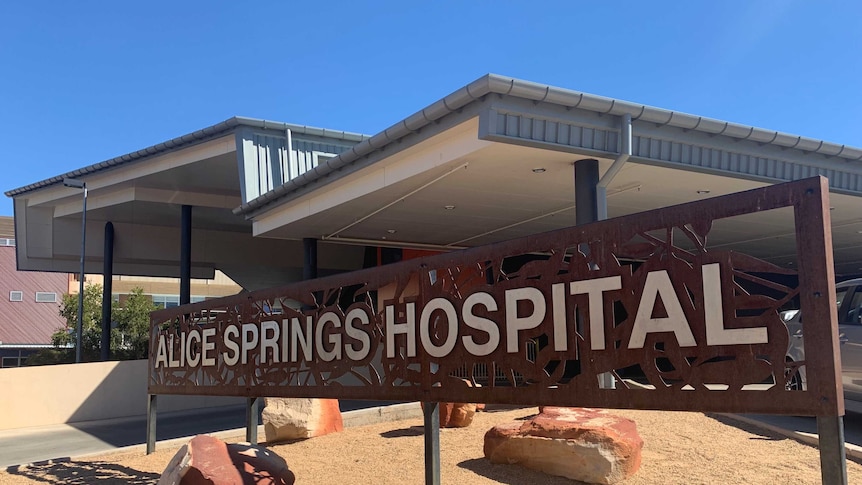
left=421, top=401, right=476, bottom=428
left=439, top=401, right=477, bottom=427
left=421, top=378, right=482, bottom=426
left=484, top=407, right=642, bottom=484
left=158, top=435, right=295, bottom=485
left=262, top=397, right=343, bottom=442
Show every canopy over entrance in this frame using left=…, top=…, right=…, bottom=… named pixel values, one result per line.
left=7, top=74, right=862, bottom=289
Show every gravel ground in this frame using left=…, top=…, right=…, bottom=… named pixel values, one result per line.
left=2, top=407, right=861, bottom=484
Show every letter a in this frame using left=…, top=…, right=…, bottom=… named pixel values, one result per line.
left=628, top=270, right=696, bottom=349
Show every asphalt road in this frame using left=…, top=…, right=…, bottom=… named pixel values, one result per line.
left=0, top=400, right=399, bottom=469
left=732, top=411, right=862, bottom=456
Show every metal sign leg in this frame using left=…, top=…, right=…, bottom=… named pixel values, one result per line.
left=146, top=394, right=157, bottom=454
left=817, top=415, right=847, bottom=484
left=246, top=397, right=259, bottom=443
left=423, top=402, right=441, bottom=485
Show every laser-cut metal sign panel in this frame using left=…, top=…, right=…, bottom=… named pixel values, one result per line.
left=149, top=177, right=843, bottom=416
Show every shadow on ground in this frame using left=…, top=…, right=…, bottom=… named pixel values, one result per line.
left=5, top=460, right=159, bottom=484
left=380, top=425, right=424, bottom=438
left=481, top=404, right=536, bottom=413
left=708, top=414, right=787, bottom=441
left=458, top=458, right=584, bottom=485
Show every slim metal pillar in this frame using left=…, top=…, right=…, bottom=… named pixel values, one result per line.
left=246, top=397, right=259, bottom=443
left=423, top=402, right=441, bottom=485
left=100, top=222, right=114, bottom=361
left=180, top=205, right=192, bottom=305
left=146, top=394, right=157, bottom=454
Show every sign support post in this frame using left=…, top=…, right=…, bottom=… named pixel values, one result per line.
left=246, top=397, right=259, bottom=443
left=423, top=402, right=441, bottom=485
left=146, top=394, right=157, bottom=454
left=817, top=416, right=847, bottom=484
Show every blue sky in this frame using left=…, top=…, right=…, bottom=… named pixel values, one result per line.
left=1, top=1, right=860, bottom=216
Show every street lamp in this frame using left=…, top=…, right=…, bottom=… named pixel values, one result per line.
left=64, top=177, right=87, bottom=363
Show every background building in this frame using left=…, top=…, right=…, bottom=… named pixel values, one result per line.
left=82, top=271, right=241, bottom=308
left=0, top=215, right=242, bottom=365
left=0, top=217, right=67, bottom=367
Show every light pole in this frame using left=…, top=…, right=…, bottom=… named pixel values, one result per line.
left=64, top=177, right=87, bottom=363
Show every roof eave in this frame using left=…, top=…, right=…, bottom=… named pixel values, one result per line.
left=4, top=117, right=370, bottom=198
left=235, top=73, right=862, bottom=219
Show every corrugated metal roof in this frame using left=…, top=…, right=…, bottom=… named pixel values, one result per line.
left=234, top=73, right=862, bottom=217
left=7, top=74, right=861, bottom=218
left=0, top=247, right=68, bottom=345
left=4, top=117, right=370, bottom=197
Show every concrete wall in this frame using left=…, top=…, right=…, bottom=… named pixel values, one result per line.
left=0, top=360, right=242, bottom=430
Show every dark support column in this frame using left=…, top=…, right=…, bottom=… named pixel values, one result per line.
left=380, top=247, right=402, bottom=265
left=100, top=222, right=114, bottom=361
left=574, top=159, right=599, bottom=226
left=246, top=397, right=259, bottom=444
left=574, top=159, right=615, bottom=389
left=303, top=238, right=318, bottom=280
left=180, top=205, right=192, bottom=305
left=146, top=394, right=157, bottom=454
left=817, top=416, right=848, bottom=484
left=423, top=402, right=441, bottom=485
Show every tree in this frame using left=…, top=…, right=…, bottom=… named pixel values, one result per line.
left=32, top=283, right=157, bottom=364
left=112, top=287, right=157, bottom=359
left=52, top=283, right=104, bottom=362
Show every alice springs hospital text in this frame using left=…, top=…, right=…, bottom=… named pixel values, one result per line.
left=153, top=263, right=770, bottom=370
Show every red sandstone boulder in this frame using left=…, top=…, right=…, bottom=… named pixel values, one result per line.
left=439, top=401, right=477, bottom=427
left=158, top=435, right=295, bottom=485
left=421, top=401, right=476, bottom=428
left=484, top=407, right=642, bottom=484
left=421, top=378, right=483, bottom=426
left=262, top=397, right=343, bottom=442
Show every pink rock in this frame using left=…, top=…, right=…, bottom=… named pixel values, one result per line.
left=484, top=407, right=642, bottom=484
left=421, top=400, right=477, bottom=428
left=158, top=435, right=295, bottom=485
left=262, top=398, right=343, bottom=442
left=421, top=378, right=482, bottom=426
left=439, top=401, right=477, bottom=428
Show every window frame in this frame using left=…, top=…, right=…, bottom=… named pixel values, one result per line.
left=35, top=292, right=57, bottom=303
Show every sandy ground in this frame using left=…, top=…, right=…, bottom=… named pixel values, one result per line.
left=2, top=407, right=861, bottom=485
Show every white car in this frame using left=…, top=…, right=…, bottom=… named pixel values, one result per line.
left=785, top=278, right=862, bottom=413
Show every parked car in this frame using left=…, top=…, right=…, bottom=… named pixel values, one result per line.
left=784, top=278, right=862, bottom=413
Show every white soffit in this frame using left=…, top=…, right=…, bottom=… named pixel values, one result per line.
left=53, top=186, right=241, bottom=218
left=25, top=136, right=237, bottom=211
left=252, top=118, right=490, bottom=237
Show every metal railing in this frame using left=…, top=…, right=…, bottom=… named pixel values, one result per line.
left=450, top=339, right=538, bottom=385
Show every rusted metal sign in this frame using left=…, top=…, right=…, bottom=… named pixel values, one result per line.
left=148, top=176, right=843, bottom=416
